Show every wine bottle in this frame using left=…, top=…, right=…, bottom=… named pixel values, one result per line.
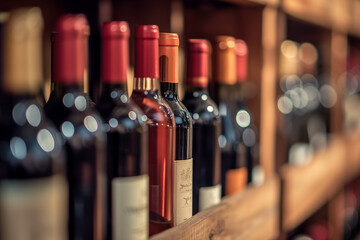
left=0, top=8, right=68, bottom=240
left=234, top=39, right=260, bottom=184
left=212, top=36, right=247, bottom=196
left=130, top=25, right=175, bottom=236
left=97, top=21, right=149, bottom=240
left=159, top=33, right=193, bottom=225
left=44, top=14, right=107, bottom=240
left=182, top=39, right=221, bottom=214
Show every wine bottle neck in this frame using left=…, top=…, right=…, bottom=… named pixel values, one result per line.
left=101, top=83, right=127, bottom=97
left=160, top=82, right=178, bottom=95
left=133, top=77, right=159, bottom=91
left=51, top=82, right=84, bottom=99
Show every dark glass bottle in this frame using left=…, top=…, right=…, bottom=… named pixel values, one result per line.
left=130, top=25, right=175, bottom=236
left=0, top=8, right=68, bottom=239
left=212, top=36, right=247, bottom=196
left=159, top=33, right=193, bottom=225
left=182, top=39, right=221, bottom=214
left=44, top=14, right=107, bottom=240
left=97, top=21, right=149, bottom=240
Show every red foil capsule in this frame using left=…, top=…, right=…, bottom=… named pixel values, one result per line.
left=52, top=14, right=88, bottom=85
left=101, top=21, right=129, bottom=83
left=186, top=39, right=208, bottom=87
left=235, top=39, right=248, bottom=82
left=135, top=25, right=159, bottom=79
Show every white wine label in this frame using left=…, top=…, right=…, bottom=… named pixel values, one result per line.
left=0, top=175, right=68, bottom=240
left=112, top=174, right=149, bottom=240
left=174, top=158, right=193, bottom=226
left=199, top=184, right=221, bottom=211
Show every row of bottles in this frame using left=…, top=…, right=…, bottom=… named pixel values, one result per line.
left=0, top=8, right=259, bottom=240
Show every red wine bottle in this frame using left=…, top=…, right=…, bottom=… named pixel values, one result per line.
left=234, top=39, right=259, bottom=184
left=44, top=14, right=107, bottom=240
left=182, top=39, right=221, bottom=214
left=159, top=33, right=193, bottom=225
left=130, top=25, right=175, bottom=236
left=97, top=21, right=149, bottom=240
left=212, top=36, right=247, bottom=196
left=0, top=8, right=68, bottom=239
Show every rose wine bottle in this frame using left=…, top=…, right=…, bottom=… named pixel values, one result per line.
left=212, top=36, right=247, bottom=196
left=0, top=8, right=68, bottom=239
left=233, top=39, right=260, bottom=184
left=130, top=25, right=175, bottom=236
left=182, top=39, right=221, bottom=214
left=159, top=33, right=193, bottom=225
left=97, top=21, right=149, bottom=240
left=44, top=14, right=107, bottom=240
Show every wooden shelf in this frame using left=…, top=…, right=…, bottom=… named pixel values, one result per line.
left=220, top=0, right=279, bottom=7
left=150, top=177, right=280, bottom=240
left=280, top=137, right=347, bottom=231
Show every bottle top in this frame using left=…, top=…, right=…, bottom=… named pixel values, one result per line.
left=235, top=39, right=248, bottom=82
left=214, top=35, right=236, bottom=85
left=159, top=32, right=179, bottom=46
left=102, top=21, right=129, bottom=38
left=186, top=39, right=208, bottom=87
left=159, top=33, right=179, bottom=83
left=4, top=7, right=43, bottom=95
left=52, top=14, right=88, bottom=85
left=101, top=21, right=129, bottom=83
left=135, top=25, right=159, bottom=79
left=135, top=25, right=159, bottom=39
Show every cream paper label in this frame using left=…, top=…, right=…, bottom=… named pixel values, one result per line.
left=112, top=174, right=149, bottom=240
left=0, top=175, right=68, bottom=240
left=174, top=158, right=193, bottom=226
left=199, top=184, right=221, bottom=211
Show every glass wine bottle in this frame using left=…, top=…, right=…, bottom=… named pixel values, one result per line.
left=182, top=39, right=221, bottom=214
left=97, top=21, right=149, bottom=240
left=159, top=32, right=193, bottom=225
left=130, top=25, right=175, bottom=236
left=44, top=14, right=107, bottom=240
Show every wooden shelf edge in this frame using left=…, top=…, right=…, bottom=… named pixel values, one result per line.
left=281, top=136, right=347, bottom=231
left=219, top=0, right=279, bottom=7
left=150, top=177, right=280, bottom=240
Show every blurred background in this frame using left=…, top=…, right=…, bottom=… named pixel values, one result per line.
left=2, top=0, right=360, bottom=239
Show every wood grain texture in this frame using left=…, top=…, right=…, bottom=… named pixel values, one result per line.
left=281, top=137, right=347, bottom=231
left=150, top=178, right=280, bottom=240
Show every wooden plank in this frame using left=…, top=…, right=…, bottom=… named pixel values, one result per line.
left=150, top=177, right=280, bottom=240
left=282, top=0, right=333, bottom=29
left=349, top=0, right=360, bottom=37
left=220, top=0, right=279, bottom=7
left=281, top=137, right=347, bottom=231
left=330, top=31, right=347, bottom=134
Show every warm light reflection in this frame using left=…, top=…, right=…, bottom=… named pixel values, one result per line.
left=281, top=40, right=298, bottom=59
left=37, top=129, right=55, bottom=152
left=84, top=115, right=98, bottom=132
left=74, top=96, right=87, bottom=111
left=277, top=96, right=293, bottom=114
left=236, top=110, right=251, bottom=128
left=25, top=104, right=41, bottom=127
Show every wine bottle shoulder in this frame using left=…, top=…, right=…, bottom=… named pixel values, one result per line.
left=182, top=91, right=220, bottom=125
left=44, top=91, right=106, bottom=144
left=130, top=90, right=175, bottom=127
